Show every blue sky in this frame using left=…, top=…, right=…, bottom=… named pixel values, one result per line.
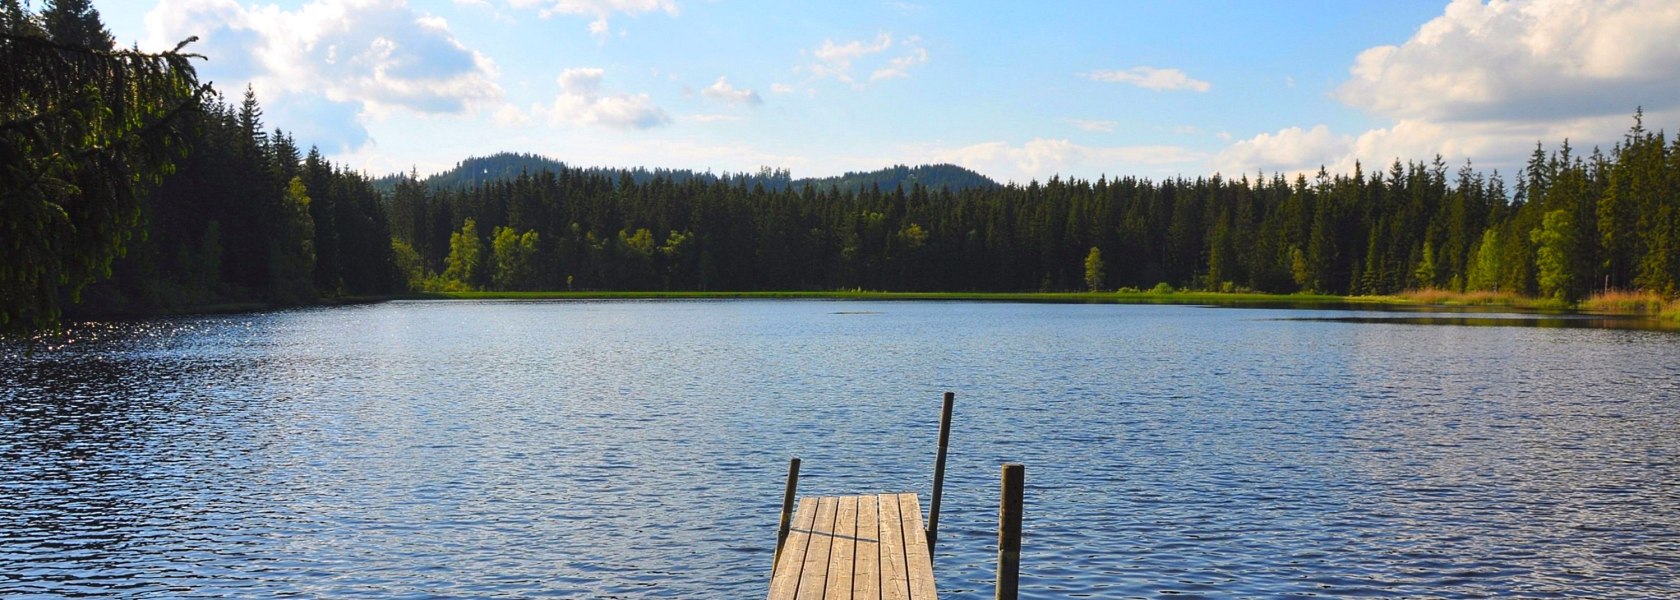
left=91, top=0, right=1680, bottom=183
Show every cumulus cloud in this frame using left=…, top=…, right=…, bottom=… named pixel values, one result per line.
left=1338, top=0, right=1680, bottom=123
left=1084, top=66, right=1211, bottom=92
left=1065, top=119, right=1117, bottom=133
left=506, top=0, right=679, bottom=39
left=144, top=0, right=502, bottom=151
left=1216, top=0, right=1680, bottom=177
left=770, top=82, right=796, bottom=94
left=800, top=32, right=927, bottom=87
left=915, top=138, right=1205, bottom=184
left=535, top=67, right=670, bottom=129
left=870, top=47, right=927, bottom=80
left=1211, top=125, right=1353, bottom=176
left=701, top=77, right=762, bottom=106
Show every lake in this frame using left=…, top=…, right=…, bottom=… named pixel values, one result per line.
left=4, top=300, right=1679, bottom=598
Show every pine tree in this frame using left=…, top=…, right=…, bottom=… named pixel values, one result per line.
left=42, top=0, right=112, bottom=49
left=237, top=85, right=267, bottom=159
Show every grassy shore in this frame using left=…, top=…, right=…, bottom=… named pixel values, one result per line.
left=401, top=288, right=1680, bottom=320
left=1392, top=288, right=1680, bottom=320
left=404, top=289, right=1414, bottom=309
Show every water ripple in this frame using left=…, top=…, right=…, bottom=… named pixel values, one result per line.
left=3, top=301, right=1679, bottom=597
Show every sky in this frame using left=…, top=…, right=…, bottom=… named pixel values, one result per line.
left=83, top=0, right=1680, bottom=184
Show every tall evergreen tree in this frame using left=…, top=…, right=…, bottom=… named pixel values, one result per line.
left=42, top=0, right=112, bottom=49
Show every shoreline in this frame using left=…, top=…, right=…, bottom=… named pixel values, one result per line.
left=395, top=290, right=1597, bottom=313
left=395, top=290, right=1680, bottom=324
left=41, top=290, right=1678, bottom=331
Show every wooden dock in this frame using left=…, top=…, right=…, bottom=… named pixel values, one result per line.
left=766, top=392, right=1024, bottom=599
left=767, top=493, right=936, bottom=599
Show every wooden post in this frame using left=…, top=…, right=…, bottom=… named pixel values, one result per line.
left=996, top=463, right=1024, bottom=600
left=773, top=457, right=801, bottom=571
left=926, top=391, right=955, bottom=548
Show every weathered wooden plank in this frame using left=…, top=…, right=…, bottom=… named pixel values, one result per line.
left=796, top=496, right=840, bottom=599
left=876, top=494, right=912, bottom=600
left=769, top=496, right=819, bottom=600
left=898, top=493, right=936, bottom=599
left=824, top=496, right=859, bottom=600
left=853, top=494, right=882, bottom=600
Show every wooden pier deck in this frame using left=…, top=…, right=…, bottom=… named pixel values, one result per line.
left=766, top=393, right=1023, bottom=599
left=767, top=493, right=936, bottom=600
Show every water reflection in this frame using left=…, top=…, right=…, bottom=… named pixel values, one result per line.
left=3, top=301, right=1679, bottom=598
left=1290, top=312, right=1679, bottom=330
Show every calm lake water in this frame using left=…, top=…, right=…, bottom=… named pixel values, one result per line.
left=4, top=300, right=1679, bottom=598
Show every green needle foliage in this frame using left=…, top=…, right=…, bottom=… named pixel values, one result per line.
left=1, top=10, right=208, bottom=333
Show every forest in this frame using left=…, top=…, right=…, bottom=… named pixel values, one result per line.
left=6, top=1, right=1680, bottom=337
left=77, top=85, right=403, bottom=316
left=389, top=116, right=1680, bottom=303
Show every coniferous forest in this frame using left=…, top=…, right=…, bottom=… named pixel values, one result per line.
left=390, top=121, right=1680, bottom=303
left=7, top=1, right=1680, bottom=336
left=77, top=85, right=402, bottom=316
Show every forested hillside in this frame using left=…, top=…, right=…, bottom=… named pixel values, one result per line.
left=376, top=153, right=793, bottom=193
left=376, top=153, right=996, bottom=196
left=389, top=113, right=1680, bottom=301
left=793, top=164, right=998, bottom=194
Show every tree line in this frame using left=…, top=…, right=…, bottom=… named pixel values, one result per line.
left=390, top=111, right=1680, bottom=301
left=7, top=0, right=1680, bottom=336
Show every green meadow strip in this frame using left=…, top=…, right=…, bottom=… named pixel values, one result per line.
left=402, top=290, right=1412, bottom=308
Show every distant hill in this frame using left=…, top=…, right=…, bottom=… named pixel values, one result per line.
left=373, top=152, right=997, bottom=195
left=795, top=164, right=999, bottom=194
left=372, top=152, right=789, bottom=193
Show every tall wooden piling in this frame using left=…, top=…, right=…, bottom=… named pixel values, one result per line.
left=926, top=391, right=955, bottom=548
left=996, top=463, right=1024, bottom=600
left=773, top=457, right=801, bottom=570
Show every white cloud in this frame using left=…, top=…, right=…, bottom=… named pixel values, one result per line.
left=1065, top=119, right=1117, bottom=133
left=805, top=33, right=890, bottom=82
left=143, top=0, right=502, bottom=152
left=770, top=83, right=796, bottom=94
left=506, top=0, right=679, bottom=39
left=534, top=67, right=670, bottom=129
left=1338, top=0, right=1680, bottom=123
left=1213, top=0, right=1680, bottom=178
left=1211, top=125, right=1352, bottom=176
left=870, top=47, right=927, bottom=80
left=912, top=138, right=1206, bottom=184
left=492, top=102, right=531, bottom=126
left=1084, top=66, right=1211, bottom=92
left=801, top=32, right=927, bottom=87
left=701, top=77, right=762, bottom=106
